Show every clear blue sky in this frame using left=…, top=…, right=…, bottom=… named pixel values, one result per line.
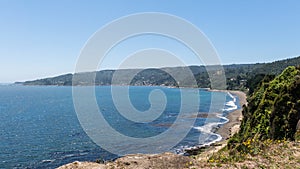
left=1, top=0, right=300, bottom=83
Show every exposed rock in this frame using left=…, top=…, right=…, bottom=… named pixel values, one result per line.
left=56, top=161, right=106, bottom=169
left=57, top=153, right=195, bottom=169
left=106, top=152, right=193, bottom=169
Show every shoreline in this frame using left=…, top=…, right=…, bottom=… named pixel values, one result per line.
left=200, top=90, right=247, bottom=156
left=57, top=89, right=248, bottom=169
left=183, top=90, right=247, bottom=156
left=215, top=90, right=247, bottom=141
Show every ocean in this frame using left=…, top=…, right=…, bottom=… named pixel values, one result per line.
left=0, top=85, right=239, bottom=169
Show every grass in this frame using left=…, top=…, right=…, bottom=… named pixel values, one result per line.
left=193, top=140, right=300, bottom=169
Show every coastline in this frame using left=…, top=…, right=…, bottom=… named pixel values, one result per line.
left=57, top=89, right=248, bottom=169
left=183, top=90, right=247, bottom=156
left=215, top=90, right=247, bottom=141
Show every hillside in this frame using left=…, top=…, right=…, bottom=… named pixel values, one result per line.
left=200, top=66, right=300, bottom=168
left=231, top=66, right=300, bottom=144
left=17, top=56, right=300, bottom=89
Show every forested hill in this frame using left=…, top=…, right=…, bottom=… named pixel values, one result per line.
left=227, top=65, right=300, bottom=157
left=16, top=56, right=300, bottom=89
left=205, top=65, right=300, bottom=168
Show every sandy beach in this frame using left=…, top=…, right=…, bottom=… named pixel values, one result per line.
left=184, top=90, right=247, bottom=156
left=215, top=90, right=247, bottom=140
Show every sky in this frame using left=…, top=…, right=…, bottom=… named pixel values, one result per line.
left=1, top=0, right=300, bottom=83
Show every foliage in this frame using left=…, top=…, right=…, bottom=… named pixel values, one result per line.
left=20, top=56, right=300, bottom=89
left=229, top=66, right=300, bottom=154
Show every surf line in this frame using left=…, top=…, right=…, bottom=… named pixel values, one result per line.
left=183, top=92, right=238, bottom=153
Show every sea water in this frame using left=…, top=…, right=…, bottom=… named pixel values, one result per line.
left=0, top=85, right=239, bottom=168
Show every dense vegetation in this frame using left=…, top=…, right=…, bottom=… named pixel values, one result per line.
left=18, top=56, right=300, bottom=90
left=203, top=66, right=300, bottom=168
left=229, top=66, right=300, bottom=153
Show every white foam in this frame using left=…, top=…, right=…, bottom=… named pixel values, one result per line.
left=188, top=113, right=229, bottom=152
left=178, top=92, right=238, bottom=154
left=79, top=152, right=89, bottom=156
left=41, top=159, right=55, bottom=163
left=223, top=105, right=238, bottom=111
left=193, top=114, right=228, bottom=133
left=222, top=92, right=238, bottom=112
left=227, top=92, right=236, bottom=102
left=61, top=154, right=76, bottom=159
left=226, top=100, right=236, bottom=107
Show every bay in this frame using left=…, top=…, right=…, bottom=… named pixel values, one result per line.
left=0, top=86, right=238, bottom=168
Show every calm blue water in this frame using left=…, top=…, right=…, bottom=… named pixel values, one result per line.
left=0, top=85, right=238, bottom=169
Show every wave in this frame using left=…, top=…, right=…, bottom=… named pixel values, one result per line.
left=41, top=159, right=55, bottom=163
left=193, top=113, right=228, bottom=143
left=227, top=92, right=236, bottom=102
left=178, top=92, right=238, bottom=154
left=226, top=100, right=236, bottom=107
left=223, top=104, right=238, bottom=111
left=222, top=92, right=238, bottom=112
left=173, top=113, right=230, bottom=155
